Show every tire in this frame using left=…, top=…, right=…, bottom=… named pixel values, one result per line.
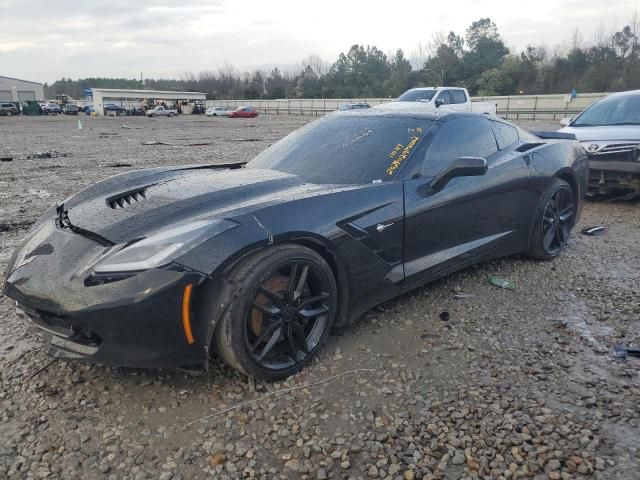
left=6, top=111, right=12, bottom=117
left=214, top=244, right=337, bottom=381
left=527, top=178, right=575, bottom=260
left=168, top=112, right=175, bottom=117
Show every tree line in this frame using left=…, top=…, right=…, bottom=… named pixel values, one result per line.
left=46, top=15, right=640, bottom=100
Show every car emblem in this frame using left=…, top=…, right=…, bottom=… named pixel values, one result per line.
left=587, top=144, right=600, bottom=153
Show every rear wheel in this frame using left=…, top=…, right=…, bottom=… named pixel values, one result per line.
left=214, top=244, right=337, bottom=381
left=527, top=178, right=575, bottom=260
left=168, top=112, right=175, bottom=117
left=6, top=111, right=12, bottom=117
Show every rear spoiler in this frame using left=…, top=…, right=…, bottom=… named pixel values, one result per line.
left=531, top=131, right=576, bottom=140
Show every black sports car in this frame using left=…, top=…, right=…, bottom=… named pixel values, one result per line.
left=3, top=110, right=588, bottom=380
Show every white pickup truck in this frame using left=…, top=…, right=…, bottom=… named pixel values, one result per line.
left=377, top=87, right=497, bottom=115
left=146, top=106, right=178, bottom=117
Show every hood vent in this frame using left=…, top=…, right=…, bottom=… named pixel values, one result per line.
left=107, top=188, right=147, bottom=209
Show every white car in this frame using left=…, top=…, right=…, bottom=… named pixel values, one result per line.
left=205, top=106, right=231, bottom=116
left=559, top=90, right=640, bottom=195
left=376, top=87, right=497, bottom=115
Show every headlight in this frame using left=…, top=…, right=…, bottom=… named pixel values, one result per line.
left=93, top=219, right=237, bottom=273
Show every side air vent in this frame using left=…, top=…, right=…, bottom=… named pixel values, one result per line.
left=106, top=188, right=147, bottom=209
left=516, top=142, right=544, bottom=152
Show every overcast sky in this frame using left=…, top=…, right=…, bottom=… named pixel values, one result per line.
left=1, top=0, right=638, bottom=83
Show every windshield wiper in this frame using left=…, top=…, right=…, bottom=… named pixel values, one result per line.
left=608, top=122, right=640, bottom=126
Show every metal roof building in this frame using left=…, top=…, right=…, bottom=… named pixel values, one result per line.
left=90, top=88, right=206, bottom=115
left=0, top=76, right=44, bottom=102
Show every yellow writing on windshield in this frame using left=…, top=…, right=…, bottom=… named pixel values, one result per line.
left=386, top=136, right=420, bottom=176
left=388, top=143, right=404, bottom=159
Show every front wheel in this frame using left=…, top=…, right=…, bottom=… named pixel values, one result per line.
left=6, top=111, right=12, bottom=117
left=168, top=112, right=175, bottom=117
left=527, top=178, right=575, bottom=260
left=214, top=244, right=337, bottom=381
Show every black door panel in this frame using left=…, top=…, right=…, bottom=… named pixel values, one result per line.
left=403, top=117, right=536, bottom=284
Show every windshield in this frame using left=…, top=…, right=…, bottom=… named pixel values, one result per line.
left=247, top=115, right=434, bottom=184
left=396, top=89, right=437, bottom=103
left=573, top=94, right=640, bottom=126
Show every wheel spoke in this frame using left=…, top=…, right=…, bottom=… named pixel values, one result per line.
left=543, top=211, right=555, bottom=225
left=255, top=326, right=282, bottom=361
left=293, top=265, right=309, bottom=302
left=296, top=292, right=330, bottom=311
left=543, top=226, right=556, bottom=250
left=298, top=305, right=330, bottom=320
left=285, top=327, right=299, bottom=359
left=559, top=205, right=574, bottom=223
left=290, top=321, right=309, bottom=353
left=250, top=321, right=280, bottom=351
left=251, top=301, right=281, bottom=318
left=557, top=224, right=569, bottom=245
left=257, top=286, right=284, bottom=308
left=286, top=263, right=300, bottom=302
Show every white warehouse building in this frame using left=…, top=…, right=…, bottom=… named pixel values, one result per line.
left=0, top=76, right=45, bottom=102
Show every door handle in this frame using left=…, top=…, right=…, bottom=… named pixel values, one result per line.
left=376, top=222, right=394, bottom=232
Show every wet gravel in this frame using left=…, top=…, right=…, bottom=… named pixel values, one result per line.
left=0, top=114, right=639, bottom=479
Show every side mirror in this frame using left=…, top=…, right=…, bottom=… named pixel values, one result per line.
left=560, top=117, right=572, bottom=127
left=429, top=157, right=488, bottom=191
left=435, top=99, right=445, bottom=108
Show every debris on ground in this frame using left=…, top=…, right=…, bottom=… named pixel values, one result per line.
left=141, top=141, right=212, bottom=146
left=105, top=162, right=133, bottom=168
left=453, top=292, right=475, bottom=300
left=121, top=123, right=131, bottom=129
left=439, top=311, right=450, bottom=321
left=582, top=225, right=607, bottom=236
left=613, top=344, right=640, bottom=359
left=488, top=275, right=516, bottom=290
left=0, top=156, right=13, bottom=162
left=27, top=150, right=68, bottom=159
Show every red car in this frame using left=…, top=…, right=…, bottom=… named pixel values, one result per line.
left=227, top=106, right=258, bottom=118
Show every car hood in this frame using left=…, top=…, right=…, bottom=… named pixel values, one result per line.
left=62, top=164, right=357, bottom=244
left=559, top=124, right=640, bottom=141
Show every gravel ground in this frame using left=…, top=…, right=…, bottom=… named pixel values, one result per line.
left=0, top=115, right=638, bottom=480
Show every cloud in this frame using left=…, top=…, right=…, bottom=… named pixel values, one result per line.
left=0, top=0, right=637, bottom=83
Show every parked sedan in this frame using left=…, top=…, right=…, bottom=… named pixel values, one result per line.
left=559, top=90, right=640, bottom=195
left=62, top=104, right=79, bottom=115
left=227, top=106, right=258, bottom=118
left=0, top=102, right=19, bottom=116
left=3, top=110, right=587, bottom=380
left=43, top=103, right=61, bottom=114
left=205, top=106, right=231, bottom=116
left=104, top=104, right=128, bottom=115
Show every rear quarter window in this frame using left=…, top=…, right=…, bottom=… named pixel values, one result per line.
left=489, top=120, right=519, bottom=150
left=421, top=117, right=498, bottom=177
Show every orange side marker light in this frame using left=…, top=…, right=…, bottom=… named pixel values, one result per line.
left=182, top=284, right=195, bottom=344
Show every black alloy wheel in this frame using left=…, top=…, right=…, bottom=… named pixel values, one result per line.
left=213, top=244, right=337, bottom=380
left=527, top=178, right=575, bottom=260
left=245, top=260, right=332, bottom=370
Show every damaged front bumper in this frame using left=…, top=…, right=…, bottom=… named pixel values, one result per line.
left=3, top=223, right=211, bottom=369
left=585, top=144, right=640, bottom=194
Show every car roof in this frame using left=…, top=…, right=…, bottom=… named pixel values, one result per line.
left=332, top=107, right=491, bottom=123
left=603, top=89, right=640, bottom=99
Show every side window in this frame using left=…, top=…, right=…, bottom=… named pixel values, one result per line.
left=489, top=120, right=519, bottom=150
left=420, top=118, right=498, bottom=177
left=436, top=90, right=451, bottom=104
left=450, top=89, right=467, bottom=104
